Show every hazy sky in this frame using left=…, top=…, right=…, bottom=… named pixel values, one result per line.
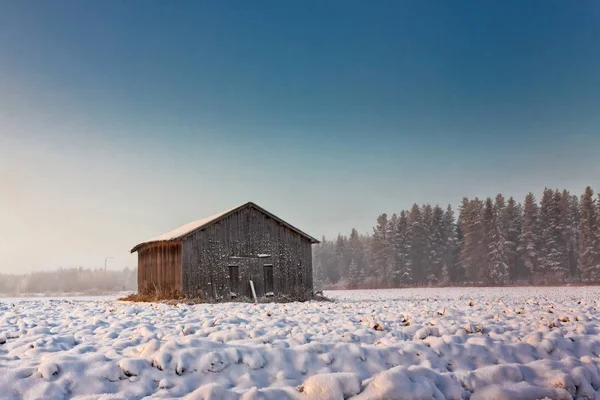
left=1, top=1, right=599, bottom=273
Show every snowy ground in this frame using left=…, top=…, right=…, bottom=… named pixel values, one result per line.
left=0, top=294, right=124, bottom=303
left=1, top=287, right=600, bottom=400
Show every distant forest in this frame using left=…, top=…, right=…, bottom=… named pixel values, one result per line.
left=5, top=186, right=600, bottom=297
left=0, top=267, right=137, bottom=296
left=313, top=186, right=600, bottom=289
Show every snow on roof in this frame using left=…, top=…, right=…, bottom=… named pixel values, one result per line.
left=131, top=203, right=244, bottom=252
left=144, top=209, right=231, bottom=242
left=131, top=202, right=320, bottom=253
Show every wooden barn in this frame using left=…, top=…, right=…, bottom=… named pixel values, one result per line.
left=131, top=202, right=319, bottom=300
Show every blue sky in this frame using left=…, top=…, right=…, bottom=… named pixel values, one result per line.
left=1, top=1, right=599, bottom=272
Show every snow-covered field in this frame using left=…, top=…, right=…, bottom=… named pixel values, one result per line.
left=1, top=287, right=600, bottom=400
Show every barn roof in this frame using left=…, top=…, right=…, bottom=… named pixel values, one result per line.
left=131, top=202, right=319, bottom=252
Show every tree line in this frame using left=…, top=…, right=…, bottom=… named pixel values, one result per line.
left=0, top=267, right=138, bottom=296
left=313, top=186, right=600, bottom=289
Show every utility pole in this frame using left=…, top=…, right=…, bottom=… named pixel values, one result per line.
left=104, top=257, right=114, bottom=272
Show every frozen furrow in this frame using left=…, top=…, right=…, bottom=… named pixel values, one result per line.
left=1, top=287, right=600, bottom=399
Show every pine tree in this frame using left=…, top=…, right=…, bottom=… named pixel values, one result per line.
left=453, top=205, right=466, bottom=283
left=503, top=197, right=522, bottom=282
left=429, top=205, right=446, bottom=284
left=392, top=210, right=411, bottom=285
left=518, top=193, right=539, bottom=281
left=335, top=234, right=348, bottom=282
left=545, top=190, right=568, bottom=280
left=495, top=194, right=506, bottom=227
left=553, top=190, right=572, bottom=280
left=347, top=258, right=359, bottom=289
left=579, top=187, right=600, bottom=281
left=459, top=198, right=485, bottom=283
left=532, top=188, right=569, bottom=282
left=442, top=204, right=457, bottom=284
left=458, top=198, right=471, bottom=281
left=371, top=214, right=393, bottom=285
left=387, top=214, right=398, bottom=282
left=537, top=188, right=555, bottom=280
left=390, top=213, right=398, bottom=234
left=568, top=194, right=580, bottom=279
left=409, top=204, right=427, bottom=283
left=358, top=252, right=368, bottom=282
left=483, top=198, right=508, bottom=284
left=361, top=233, right=373, bottom=278
left=348, top=228, right=366, bottom=285
left=422, top=204, right=434, bottom=281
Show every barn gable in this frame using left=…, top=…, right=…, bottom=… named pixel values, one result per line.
left=131, top=202, right=318, bottom=253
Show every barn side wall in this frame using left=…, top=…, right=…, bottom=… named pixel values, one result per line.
left=137, top=242, right=182, bottom=295
left=181, top=206, right=313, bottom=300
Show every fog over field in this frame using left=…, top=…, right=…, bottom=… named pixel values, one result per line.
left=0, top=268, right=137, bottom=297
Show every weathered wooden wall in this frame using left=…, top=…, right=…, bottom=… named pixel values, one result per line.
left=137, top=242, right=182, bottom=295
left=181, top=206, right=314, bottom=300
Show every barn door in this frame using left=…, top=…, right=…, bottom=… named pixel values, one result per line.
left=229, top=265, right=239, bottom=298
left=263, top=265, right=274, bottom=295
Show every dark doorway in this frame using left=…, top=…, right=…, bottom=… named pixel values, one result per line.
left=263, top=265, right=274, bottom=295
left=229, top=265, right=239, bottom=297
